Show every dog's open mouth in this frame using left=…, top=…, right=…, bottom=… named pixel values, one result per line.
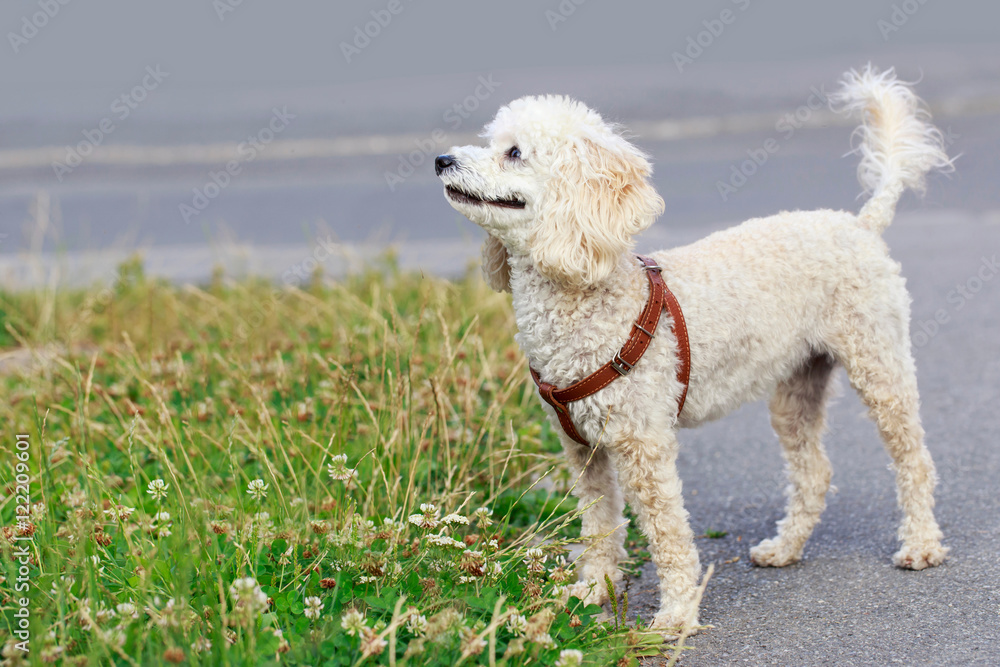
left=446, top=185, right=525, bottom=209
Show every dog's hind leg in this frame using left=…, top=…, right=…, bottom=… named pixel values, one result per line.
left=835, top=325, right=948, bottom=570
left=564, top=439, right=628, bottom=606
left=751, top=353, right=836, bottom=567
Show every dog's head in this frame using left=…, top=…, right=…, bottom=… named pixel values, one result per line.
left=437, top=95, right=664, bottom=291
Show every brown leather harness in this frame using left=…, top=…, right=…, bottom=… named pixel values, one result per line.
left=529, top=255, right=691, bottom=447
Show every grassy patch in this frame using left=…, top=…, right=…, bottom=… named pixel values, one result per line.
left=0, top=260, right=673, bottom=666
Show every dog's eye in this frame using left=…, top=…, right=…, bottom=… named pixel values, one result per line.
left=506, top=146, right=522, bottom=160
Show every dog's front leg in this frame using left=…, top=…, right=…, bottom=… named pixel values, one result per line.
left=563, top=439, right=628, bottom=607
left=611, top=430, right=701, bottom=633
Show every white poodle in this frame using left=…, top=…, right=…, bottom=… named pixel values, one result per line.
left=436, top=66, right=953, bottom=632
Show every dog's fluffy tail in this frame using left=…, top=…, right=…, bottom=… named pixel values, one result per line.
left=832, top=65, right=954, bottom=234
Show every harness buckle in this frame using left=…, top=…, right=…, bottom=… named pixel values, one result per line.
left=642, top=263, right=663, bottom=273
left=611, top=353, right=634, bottom=376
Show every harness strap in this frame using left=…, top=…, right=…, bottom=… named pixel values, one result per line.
left=529, top=255, right=691, bottom=446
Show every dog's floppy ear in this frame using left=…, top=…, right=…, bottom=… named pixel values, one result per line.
left=481, top=233, right=512, bottom=293
left=531, top=134, right=664, bottom=288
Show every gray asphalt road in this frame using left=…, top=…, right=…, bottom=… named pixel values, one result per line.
left=631, top=220, right=1000, bottom=666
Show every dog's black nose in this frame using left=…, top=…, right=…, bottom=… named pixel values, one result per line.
left=435, top=155, right=457, bottom=176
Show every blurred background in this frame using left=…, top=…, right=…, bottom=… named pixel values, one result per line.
left=1, top=0, right=998, bottom=287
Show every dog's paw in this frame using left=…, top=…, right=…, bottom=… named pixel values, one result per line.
left=650, top=609, right=700, bottom=639
left=749, top=538, right=802, bottom=567
left=893, top=542, right=948, bottom=570
left=567, top=579, right=610, bottom=607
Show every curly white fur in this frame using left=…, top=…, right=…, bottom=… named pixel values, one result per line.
left=438, top=66, right=951, bottom=634
left=832, top=65, right=955, bottom=232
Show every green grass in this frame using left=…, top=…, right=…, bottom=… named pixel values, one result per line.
left=0, top=257, right=676, bottom=666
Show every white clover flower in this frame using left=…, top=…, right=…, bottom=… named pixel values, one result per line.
left=408, top=503, right=440, bottom=529
left=555, top=649, right=584, bottom=667
left=246, top=479, right=269, bottom=501
left=104, top=505, right=136, bottom=522
left=473, top=506, right=493, bottom=527
left=155, top=511, right=171, bottom=523
left=524, top=548, right=547, bottom=574
left=405, top=608, right=427, bottom=636
left=191, top=637, right=212, bottom=653
left=457, top=575, right=478, bottom=584
left=90, top=555, right=100, bottom=566
left=357, top=575, right=377, bottom=584
left=278, top=545, right=294, bottom=566
left=304, top=596, right=324, bottom=620
left=328, top=454, right=358, bottom=482
left=229, top=577, right=268, bottom=617
left=487, top=561, right=502, bottom=577
left=443, top=513, right=469, bottom=526
left=94, top=603, right=116, bottom=624
left=505, top=610, right=527, bottom=636
left=146, top=479, right=169, bottom=500
left=340, top=608, right=366, bottom=636
left=116, top=601, right=139, bottom=620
